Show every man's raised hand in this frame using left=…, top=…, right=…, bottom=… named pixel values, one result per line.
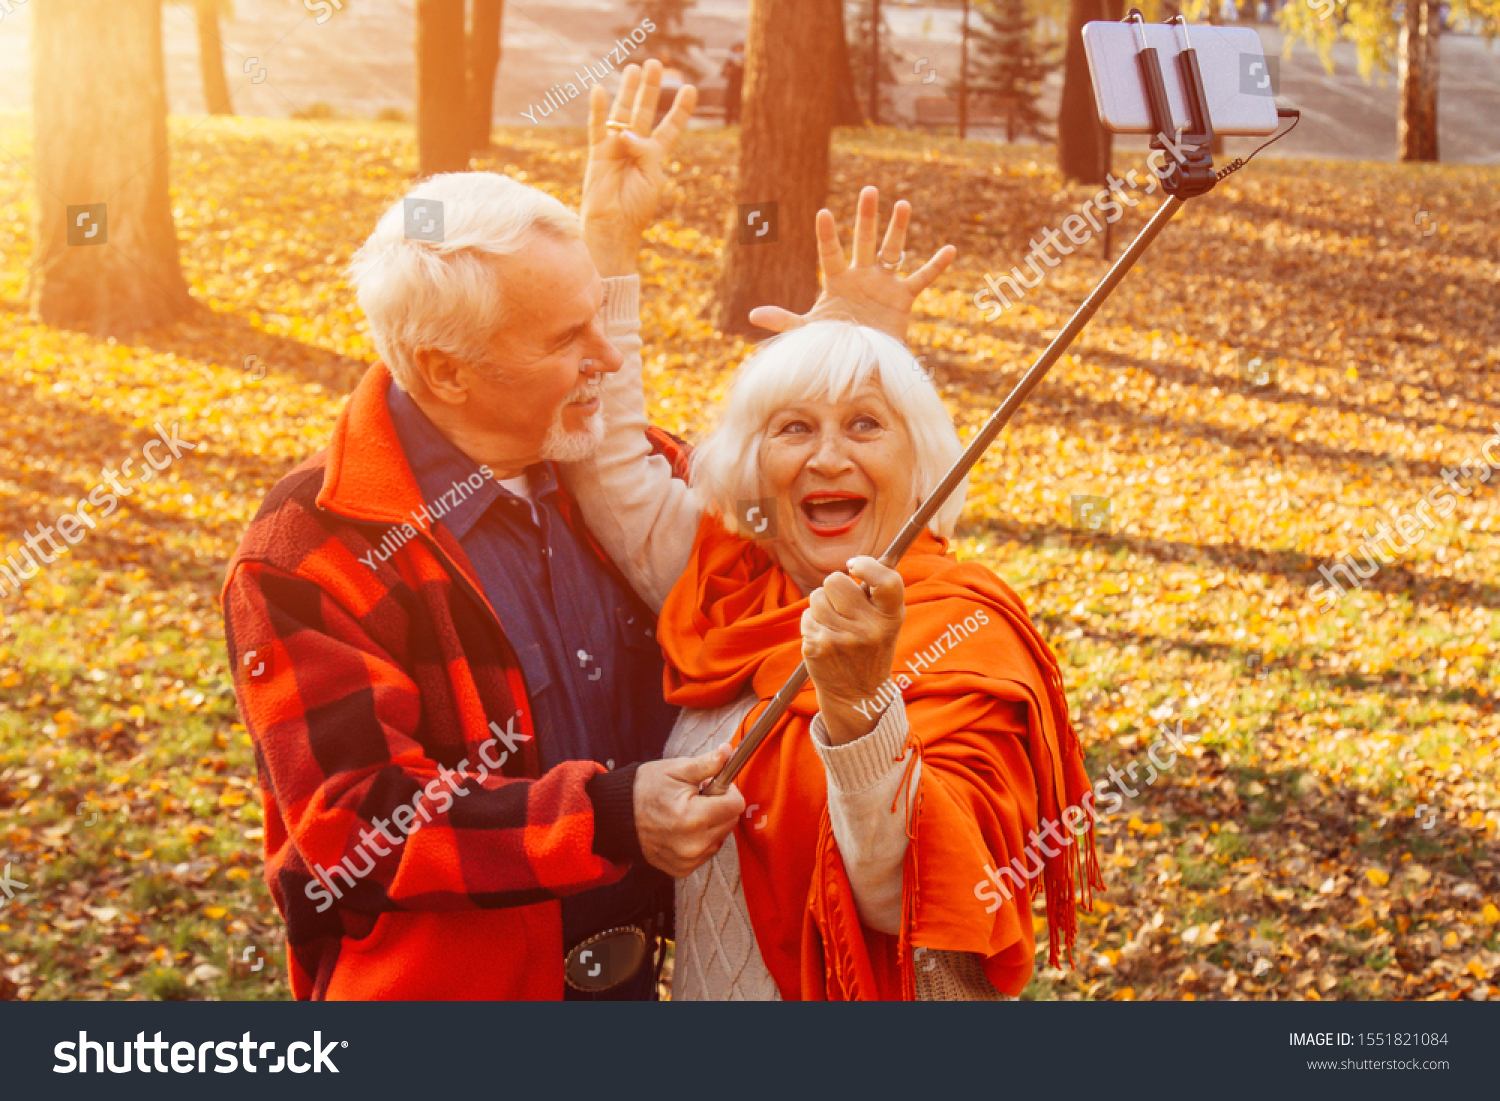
left=581, top=60, right=696, bottom=277
left=748, top=187, right=957, bottom=344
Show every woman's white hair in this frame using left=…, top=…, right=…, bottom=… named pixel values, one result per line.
left=691, top=321, right=967, bottom=539
left=345, top=172, right=581, bottom=390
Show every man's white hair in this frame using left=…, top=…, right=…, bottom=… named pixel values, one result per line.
left=346, top=172, right=582, bottom=390
left=691, top=321, right=967, bottom=540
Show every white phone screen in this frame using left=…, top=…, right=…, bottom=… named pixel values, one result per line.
left=1083, top=22, right=1281, bottom=137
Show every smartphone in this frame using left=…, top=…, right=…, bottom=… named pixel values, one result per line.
left=1083, top=21, right=1281, bottom=137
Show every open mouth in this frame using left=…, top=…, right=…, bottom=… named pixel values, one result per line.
left=799, top=492, right=868, bottom=537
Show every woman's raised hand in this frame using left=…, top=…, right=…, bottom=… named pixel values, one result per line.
left=580, top=60, right=696, bottom=276
left=800, top=556, right=906, bottom=747
left=748, top=187, right=957, bottom=344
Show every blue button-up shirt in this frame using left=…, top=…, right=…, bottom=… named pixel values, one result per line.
left=387, top=383, right=677, bottom=946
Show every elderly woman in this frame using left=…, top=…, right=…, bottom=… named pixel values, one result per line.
left=564, top=192, right=1100, bottom=1000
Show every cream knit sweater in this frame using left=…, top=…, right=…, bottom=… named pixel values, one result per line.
left=563, top=277, right=1003, bottom=1001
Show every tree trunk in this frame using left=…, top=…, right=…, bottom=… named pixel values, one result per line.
left=867, top=0, right=882, bottom=125
left=417, top=0, right=470, bottom=176
left=831, top=0, right=865, bottom=126
left=30, top=0, right=196, bottom=335
left=466, top=0, right=504, bottom=151
left=713, top=0, right=840, bottom=337
left=195, top=0, right=234, bottom=115
left=1057, top=0, right=1123, bottom=184
left=1398, top=0, right=1439, bottom=162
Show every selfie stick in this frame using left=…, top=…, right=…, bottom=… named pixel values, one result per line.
left=704, top=13, right=1273, bottom=798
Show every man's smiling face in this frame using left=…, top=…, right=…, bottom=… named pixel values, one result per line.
left=456, top=233, right=624, bottom=467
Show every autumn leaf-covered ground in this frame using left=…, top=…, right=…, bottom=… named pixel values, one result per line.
left=0, top=114, right=1496, bottom=1001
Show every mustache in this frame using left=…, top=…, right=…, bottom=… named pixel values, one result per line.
left=565, top=380, right=601, bottom=405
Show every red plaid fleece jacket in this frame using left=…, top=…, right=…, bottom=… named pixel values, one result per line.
left=221, top=362, right=687, bottom=1000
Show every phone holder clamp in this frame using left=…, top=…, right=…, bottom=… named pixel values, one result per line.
left=1124, top=10, right=1218, bottom=200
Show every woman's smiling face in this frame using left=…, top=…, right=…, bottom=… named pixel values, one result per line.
left=758, top=380, right=917, bottom=594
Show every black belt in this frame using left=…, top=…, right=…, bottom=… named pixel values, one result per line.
left=562, top=876, right=672, bottom=996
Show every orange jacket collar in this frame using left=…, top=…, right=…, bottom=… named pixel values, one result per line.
left=317, top=362, right=430, bottom=527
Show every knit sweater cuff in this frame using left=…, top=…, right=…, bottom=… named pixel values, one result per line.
left=600, top=275, right=641, bottom=334
left=586, top=762, right=643, bottom=865
left=810, top=700, right=911, bottom=795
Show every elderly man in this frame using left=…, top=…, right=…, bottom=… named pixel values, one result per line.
left=222, top=64, right=751, bottom=1001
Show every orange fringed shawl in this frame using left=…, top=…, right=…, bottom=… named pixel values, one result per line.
left=658, top=514, right=1102, bottom=1000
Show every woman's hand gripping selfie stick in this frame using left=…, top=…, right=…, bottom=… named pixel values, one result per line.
left=701, top=192, right=1189, bottom=798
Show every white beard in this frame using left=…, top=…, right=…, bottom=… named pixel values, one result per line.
left=539, top=397, right=605, bottom=463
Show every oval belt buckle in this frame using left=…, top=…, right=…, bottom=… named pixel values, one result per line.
left=564, top=925, right=650, bottom=993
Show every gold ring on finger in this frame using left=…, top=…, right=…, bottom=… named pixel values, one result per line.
left=606, top=120, right=631, bottom=132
